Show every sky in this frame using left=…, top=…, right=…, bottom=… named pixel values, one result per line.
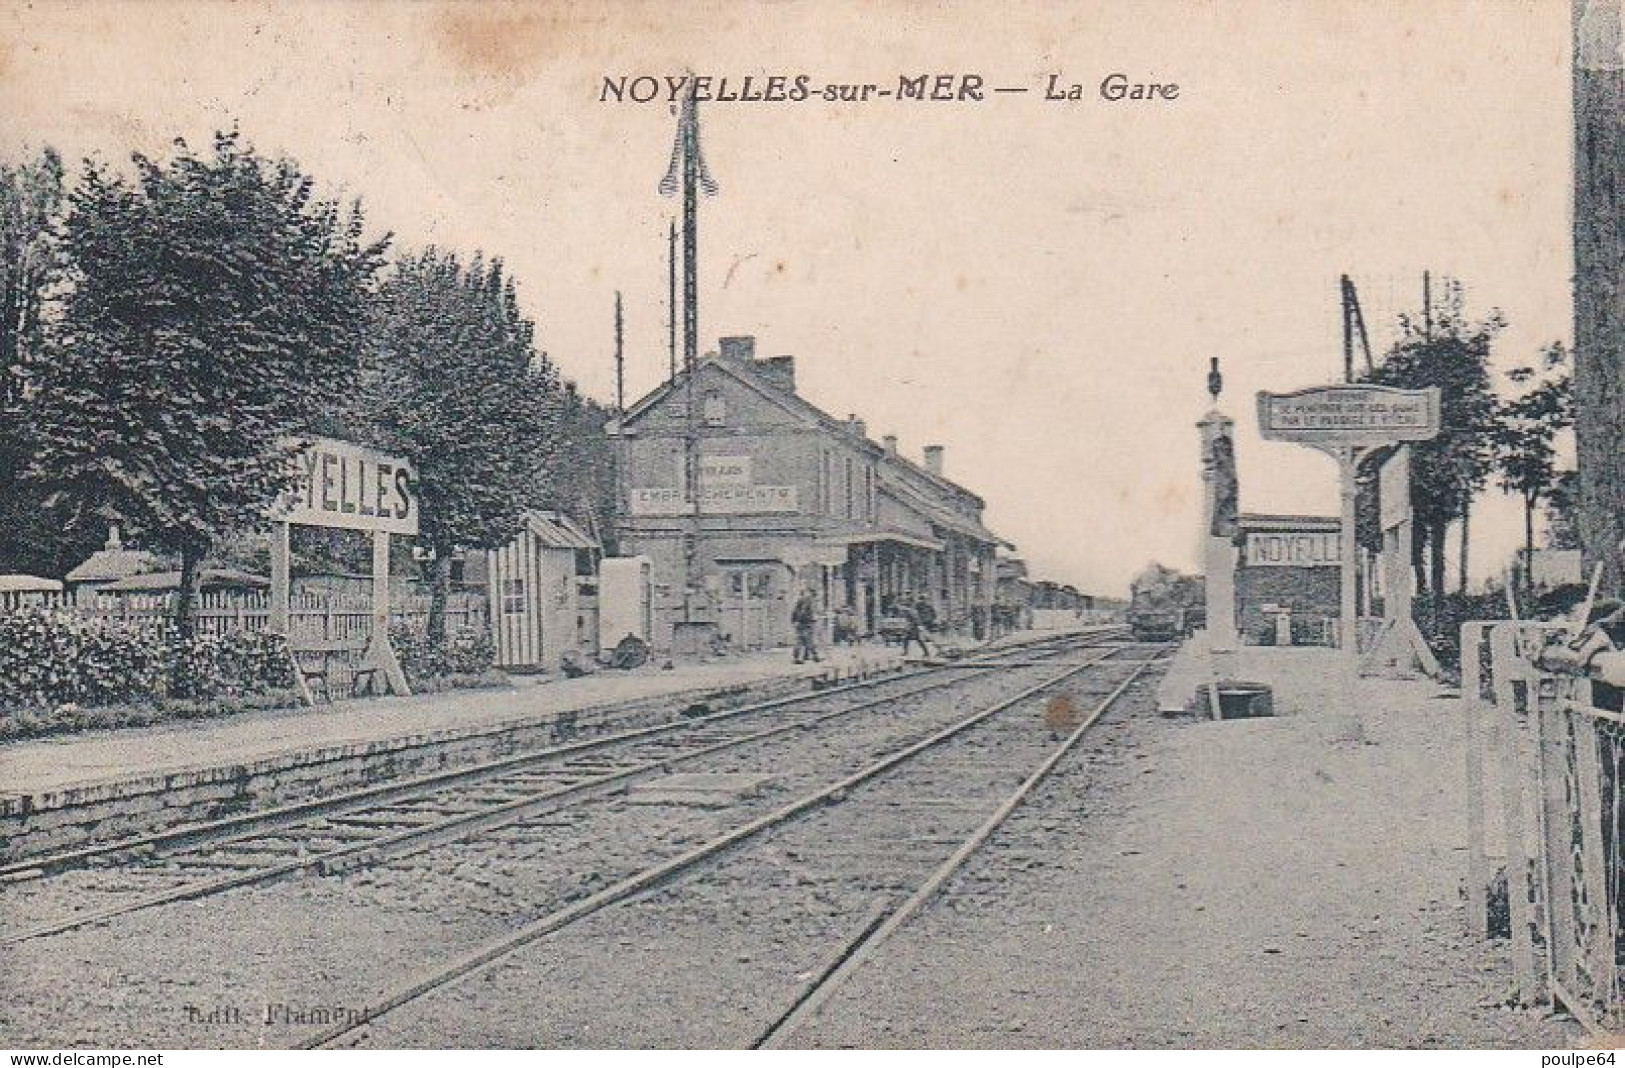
left=0, top=0, right=1576, bottom=596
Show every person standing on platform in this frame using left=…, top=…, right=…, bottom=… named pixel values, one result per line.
left=792, top=587, right=821, bottom=664
left=901, top=599, right=932, bottom=659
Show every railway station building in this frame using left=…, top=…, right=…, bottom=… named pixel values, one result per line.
left=609, top=335, right=1006, bottom=652
left=1232, top=512, right=1341, bottom=646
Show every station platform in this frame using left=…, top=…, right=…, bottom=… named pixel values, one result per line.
left=1157, top=631, right=1360, bottom=717
left=0, top=642, right=903, bottom=800
left=796, top=641, right=1582, bottom=1047
left=0, top=625, right=1112, bottom=861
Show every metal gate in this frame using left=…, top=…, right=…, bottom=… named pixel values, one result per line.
left=1462, top=620, right=1624, bottom=1033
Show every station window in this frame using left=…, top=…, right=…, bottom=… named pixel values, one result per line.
left=703, top=390, right=726, bottom=426
left=825, top=450, right=837, bottom=515
left=501, top=578, right=526, bottom=615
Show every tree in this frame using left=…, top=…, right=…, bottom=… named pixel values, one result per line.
left=1363, top=279, right=1503, bottom=601
left=31, top=130, right=388, bottom=636
left=1545, top=469, right=1582, bottom=553
left=1493, top=342, right=1573, bottom=598
left=540, top=385, right=618, bottom=553
left=0, top=146, right=75, bottom=575
left=363, top=248, right=563, bottom=644
left=1, top=145, right=62, bottom=405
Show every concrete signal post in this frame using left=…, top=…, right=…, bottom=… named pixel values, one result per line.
left=1199, top=403, right=1240, bottom=683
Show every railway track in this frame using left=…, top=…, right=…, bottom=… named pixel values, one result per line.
left=298, top=640, right=1166, bottom=1049
left=0, top=629, right=1111, bottom=947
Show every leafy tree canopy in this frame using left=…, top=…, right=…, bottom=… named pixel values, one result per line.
left=1494, top=342, right=1573, bottom=595
left=364, top=247, right=563, bottom=556
left=0, top=144, right=63, bottom=404
left=1362, top=279, right=1503, bottom=532
left=0, top=145, right=75, bottom=575
left=30, top=130, right=388, bottom=626
left=361, top=247, right=568, bottom=641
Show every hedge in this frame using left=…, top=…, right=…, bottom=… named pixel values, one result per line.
left=0, top=609, right=294, bottom=710
left=0, top=611, right=503, bottom=741
left=388, top=621, right=496, bottom=684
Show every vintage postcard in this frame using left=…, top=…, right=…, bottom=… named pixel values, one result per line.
left=0, top=0, right=1618, bottom=1055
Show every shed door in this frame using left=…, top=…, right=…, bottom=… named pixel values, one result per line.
left=492, top=534, right=545, bottom=668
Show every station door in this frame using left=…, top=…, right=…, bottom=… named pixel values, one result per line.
left=721, top=565, right=785, bottom=649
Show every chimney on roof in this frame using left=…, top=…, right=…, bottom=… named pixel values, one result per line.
left=718, top=335, right=755, bottom=362
left=757, top=355, right=796, bottom=393
left=847, top=414, right=867, bottom=439
left=882, top=434, right=898, bottom=455
left=923, top=445, right=945, bottom=476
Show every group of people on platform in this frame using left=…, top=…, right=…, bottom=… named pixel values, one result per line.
left=788, top=589, right=1031, bottom=665
left=791, top=590, right=942, bottom=664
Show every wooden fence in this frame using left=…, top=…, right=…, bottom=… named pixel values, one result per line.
left=0, top=588, right=488, bottom=641
left=1461, top=620, right=1623, bottom=1034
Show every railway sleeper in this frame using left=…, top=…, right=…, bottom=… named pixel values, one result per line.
left=316, top=850, right=380, bottom=876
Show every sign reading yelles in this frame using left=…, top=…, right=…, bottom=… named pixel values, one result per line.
left=273, top=437, right=419, bottom=535
left=1257, top=385, right=1441, bottom=446
left=1244, top=531, right=1342, bottom=567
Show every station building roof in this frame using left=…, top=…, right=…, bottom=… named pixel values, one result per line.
left=523, top=511, right=599, bottom=551
left=619, top=349, right=993, bottom=516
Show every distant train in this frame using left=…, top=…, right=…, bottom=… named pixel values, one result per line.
left=1126, top=563, right=1204, bottom=642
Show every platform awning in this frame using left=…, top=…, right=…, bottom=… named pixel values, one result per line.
left=879, top=480, right=1006, bottom=547
left=818, top=531, right=944, bottom=553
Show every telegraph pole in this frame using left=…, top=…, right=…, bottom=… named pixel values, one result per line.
left=1422, top=269, right=1433, bottom=341
left=1340, top=275, right=1372, bottom=381
left=1341, top=275, right=1354, bottom=383
left=613, top=290, right=625, bottom=413
left=667, top=219, right=678, bottom=384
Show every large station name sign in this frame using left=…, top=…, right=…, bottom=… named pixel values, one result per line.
left=1244, top=531, right=1342, bottom=568
left=1257, top=385, right=1441, bottom=447
left=273, top=436, right=419, bottom=535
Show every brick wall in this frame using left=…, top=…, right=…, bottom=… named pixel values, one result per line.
left=1236, top=565, right=1339, bottom=644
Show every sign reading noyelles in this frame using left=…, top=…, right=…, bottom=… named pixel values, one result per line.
left=1257, top=384, right=1441, bottom=447
left=1245, top=531, right=1342, bottom=568
left=272, top=436, right=419, bottom=536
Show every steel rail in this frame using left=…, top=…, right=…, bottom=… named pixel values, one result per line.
left=753, top=648, right=1163, bottom=1048
left=298, top=645, right=1129, bottom=1050
left=0, top=636, right=1104, bottom=945
left=0, top=628, right=1097, bottom=883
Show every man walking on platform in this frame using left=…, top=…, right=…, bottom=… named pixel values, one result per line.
left=915, top=596, right=938, bottom=638
left=792, top=587, right=820, bottom=664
